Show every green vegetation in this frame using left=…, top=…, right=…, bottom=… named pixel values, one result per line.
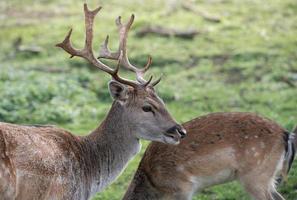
left=0, top=0, right=296, bottom=199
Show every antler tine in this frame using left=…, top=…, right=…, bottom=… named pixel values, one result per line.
left=98, top=14, right=154, bottom=86
left=83, top=3, right=101, bottom=51
left=143, top=75, right=153, bottom=87
left=98, top=35, right=120, bottom=60
left=56, top=3, right=139, bottom=88
left=56, top=28, right=77, bottom=58
left=107, top=50, right=142, bottom=86
left=151, top=75, right=162, bottom=87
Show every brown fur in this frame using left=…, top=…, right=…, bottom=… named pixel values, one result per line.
left=0, top=86, right=184, bottom=200
left=124, top=112, right=292, bottom=200
left=3, top=3, right=185, bottom=199
left=0, top=123, right=83, bottom=199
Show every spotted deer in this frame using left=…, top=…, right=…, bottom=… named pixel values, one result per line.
left=0, top=4, right=186, bottom=200
left=123, top=112, right=297, bottom=200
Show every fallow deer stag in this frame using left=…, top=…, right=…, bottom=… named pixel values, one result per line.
left=0, top=4, right=186, bottom=200
left=124, top=112, right=297, bottom=200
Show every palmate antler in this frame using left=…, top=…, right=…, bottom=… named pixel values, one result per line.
left=56, top=3, right=160, bottom=88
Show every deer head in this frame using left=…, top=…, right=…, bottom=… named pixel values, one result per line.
left=56, top=4, right=186, bottom=144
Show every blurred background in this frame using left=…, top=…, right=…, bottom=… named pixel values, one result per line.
left=0, top=0, right=296, bottom=199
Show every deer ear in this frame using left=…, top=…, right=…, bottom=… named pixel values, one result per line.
left=108, top=80, right=128, bottom=102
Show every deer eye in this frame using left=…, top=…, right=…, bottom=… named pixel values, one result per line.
left=142, top=105, right=153, bottom=113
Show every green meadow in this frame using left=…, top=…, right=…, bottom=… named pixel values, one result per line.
left=0, top=0, right=296, bottom=199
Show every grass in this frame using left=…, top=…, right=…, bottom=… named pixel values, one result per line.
left=0, top=0, right=296, bottom=199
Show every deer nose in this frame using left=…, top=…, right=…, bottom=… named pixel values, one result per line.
left=176, top=125, right=187, bottom=138
left=166, top=124, right=187, bottom=139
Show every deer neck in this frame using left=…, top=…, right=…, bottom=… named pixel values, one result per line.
left=82, top=102, right=141, bottom=195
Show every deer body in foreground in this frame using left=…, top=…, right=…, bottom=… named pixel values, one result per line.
left=124, top=112, right=297, bottom=200
left=0, top=4, right=186, bottom=200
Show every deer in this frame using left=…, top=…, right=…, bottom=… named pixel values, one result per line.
left=123, top=112, right=297, bottom=200
left=0, top=4, right=187, bottom=200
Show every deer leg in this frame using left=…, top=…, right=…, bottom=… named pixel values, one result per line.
left=241, top=183, right=272, bottom=200
left=171, top=192, right=192, bottom=200
left=240, top=177, right=285, bottom=200
left=238, top=151, right=285, bottom=200
left=161, top=185, right=193, bottom=200
left=0, top=132, right=16, bottom=200
left=239, top=173, right=275, bottom=200
left=271, top=190, right=285, bottom=200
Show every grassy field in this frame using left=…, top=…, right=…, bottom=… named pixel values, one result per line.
left=0, top=0, right=296, bottom=199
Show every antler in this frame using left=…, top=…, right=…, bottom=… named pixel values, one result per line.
left=98, top=14, right=161, bottom=87
left=56, top=4, right=139, bottom=88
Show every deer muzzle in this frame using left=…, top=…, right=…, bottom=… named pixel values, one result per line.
left=166, top=124, right=187, bottom=139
